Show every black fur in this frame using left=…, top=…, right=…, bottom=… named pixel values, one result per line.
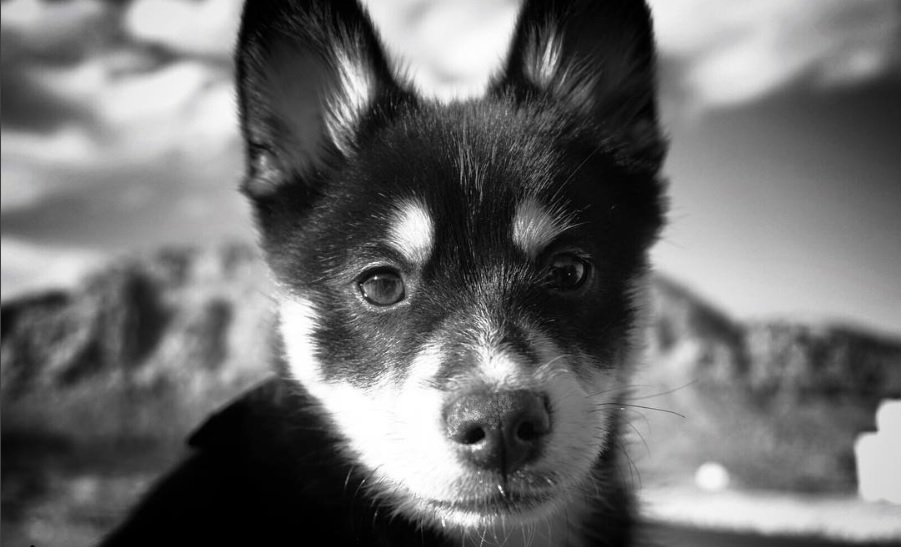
left=102, top=0, right=666, bottom=545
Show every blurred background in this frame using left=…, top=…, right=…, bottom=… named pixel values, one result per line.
left=1, top=0, right=900, bottom=546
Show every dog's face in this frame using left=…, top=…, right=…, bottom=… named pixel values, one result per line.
left=237, top=0, right=664, bottom=533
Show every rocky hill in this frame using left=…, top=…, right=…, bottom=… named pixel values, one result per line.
left=1, top=244, right=899, bottom=491
left=2, top=245, right=275, bottom=444
left=647, top=275, right=899, bottom=399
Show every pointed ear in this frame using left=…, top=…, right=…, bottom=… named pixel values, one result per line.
left=493, top=0, right=665, bottom=169
left=236, top=0, right=402, bottom=198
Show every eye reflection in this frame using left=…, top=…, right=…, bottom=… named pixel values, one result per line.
left=359, top=269, right=405, bottom=306
left=544, top=253, right=589, bottom=290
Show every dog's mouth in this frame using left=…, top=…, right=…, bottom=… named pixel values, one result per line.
left=425, top=486, right=557, bottom=515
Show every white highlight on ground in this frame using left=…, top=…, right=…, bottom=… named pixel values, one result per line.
left=855, top=399, right=901, bottom=505
left=695, top=462, right=730, bottom=492
left=641, top=488, right=901, bottom=542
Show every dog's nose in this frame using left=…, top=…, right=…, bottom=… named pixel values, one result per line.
left=443, top=390, right=551, bottom=475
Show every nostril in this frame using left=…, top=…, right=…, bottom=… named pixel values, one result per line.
left=515, top=419, right=541, bottom=442
left=460, top=424, right=486, bottom=445
left=444, top=393, right=496, bottom=446
left=512, top=402, right=551, bottom=443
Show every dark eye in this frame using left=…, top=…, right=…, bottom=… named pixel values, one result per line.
left=544, top=253, right=589, bottom=291
left=359, top=269, right=405, bottom=306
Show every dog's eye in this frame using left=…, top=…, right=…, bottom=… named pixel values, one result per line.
left=359, top=269, right=405, bottom=306
left=544, top=253, right=589, bottom=291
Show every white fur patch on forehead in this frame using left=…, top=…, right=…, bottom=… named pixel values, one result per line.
left=512, top=198, right=572, bottom=258
left=388, top=199, right=435, bottom=264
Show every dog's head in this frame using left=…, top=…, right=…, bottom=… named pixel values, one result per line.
left=236, top=0, right=665, bottom=532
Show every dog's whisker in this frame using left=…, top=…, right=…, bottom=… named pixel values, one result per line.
left=597, top=402, right=687, bottom=419
left=624, top=379, right=699, bottom=401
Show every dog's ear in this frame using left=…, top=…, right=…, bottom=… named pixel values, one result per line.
left=236, top=0, right=402, bottom=199
left=493, top=0, right=664, bottom=168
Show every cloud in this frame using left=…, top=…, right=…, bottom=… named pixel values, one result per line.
left=1, top=57, right=240, bottom=212
left=365, top=0, right=518, bottom=99
left=0, top=0, right=116, bottom=64
left=0, top=0, right=897, bottom=215
left=0, top=237, right=105, bottom=301
left=374, top=0, right=900, bottom=105
left=649, top=0, right=901, bottom=108
left=1, top=0, right=898, bottom=218
left=124, top=0, right=242, bottom=59
left=1, top=0, right=242, bottom=214
left=1, top=127, right=98, bottom=209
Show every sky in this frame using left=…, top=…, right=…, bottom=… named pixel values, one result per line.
left=1, top=0, right=900, bottom=335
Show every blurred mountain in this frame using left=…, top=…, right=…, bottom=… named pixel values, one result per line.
left=1, top=244, right=274, bottom=443
left=640, top=276, right=899, bottom=491
left=1, top=244, right=899, bottom=490
left=648, top=275, right=900, bottom=399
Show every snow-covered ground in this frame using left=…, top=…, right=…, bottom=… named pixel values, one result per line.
left=642, top=487, right=901, bottom=542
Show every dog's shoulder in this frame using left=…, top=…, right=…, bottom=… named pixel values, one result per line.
left=186, top=377, right=293, bottom=450
left=99, top=378, right=452, bottom=546
left=98, top=379, right=305, bottom=545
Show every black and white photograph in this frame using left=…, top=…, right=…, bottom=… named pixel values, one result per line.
left=1, top=0, right=900, bottom=546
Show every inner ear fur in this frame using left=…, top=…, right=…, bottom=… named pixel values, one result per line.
left=236, top=0, right=402, bottom=199
left=493, top=0, right=665, bottom=169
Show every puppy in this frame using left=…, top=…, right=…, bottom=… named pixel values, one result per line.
left=101, top=0, right=666, bottom=545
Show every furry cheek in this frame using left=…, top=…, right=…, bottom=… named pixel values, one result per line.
left=525, top=334, right=620, bottom=483
left=279, top=298, right=468, bottom=501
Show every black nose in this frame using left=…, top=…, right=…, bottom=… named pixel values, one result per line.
left=443, top=390, right=551, bottom=475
